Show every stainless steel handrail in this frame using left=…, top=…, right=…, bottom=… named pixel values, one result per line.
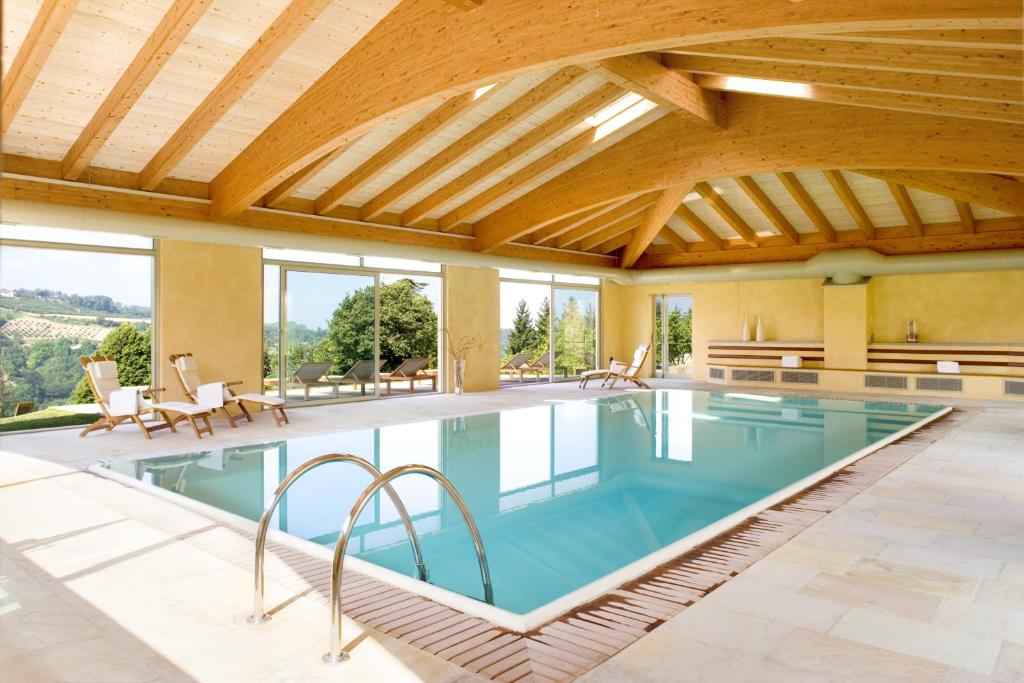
left=324, top=464, right=493, bottom=664
left=247, top=453, right=428, bottom=625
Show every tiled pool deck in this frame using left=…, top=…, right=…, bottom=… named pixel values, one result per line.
left=1, top=381, right=1022, bottom=682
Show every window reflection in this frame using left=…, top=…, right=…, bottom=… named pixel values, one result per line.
left=656, top=391, right=694, bottom=461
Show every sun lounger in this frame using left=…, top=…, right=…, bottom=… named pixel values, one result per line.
left=579, top=344, right=652, bottom=389
left=381, top=357, right=435, bottom=394
left=499, top=352, right=533, bottom=382
left=170, top=353, right=288, bottom=427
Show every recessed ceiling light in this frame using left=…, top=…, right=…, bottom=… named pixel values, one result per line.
left=723, top=76, right=811, bottom=98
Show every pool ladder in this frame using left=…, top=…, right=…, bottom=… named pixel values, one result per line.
left=247, top=454, right=493, bottom=665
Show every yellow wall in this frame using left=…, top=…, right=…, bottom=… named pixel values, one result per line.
left=824, top=282, right=870, bottom=369
left=444, top=265, right=500, bottom=393
left=157, top=240, right=263, bottom=401
left=869, top=271, right=1024, bottom=343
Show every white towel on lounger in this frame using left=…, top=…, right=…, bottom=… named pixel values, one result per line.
left=197, top=382, right=226, bottom=409
left=109, top=388, right=142, bottom=416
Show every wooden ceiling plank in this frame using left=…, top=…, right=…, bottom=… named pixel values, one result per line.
left=734, top=175, right=799, bottom=243
left=694, top=181, right=760, bottom=246
left=855, top=170, right=1024, bottom=215
left=595, top=228, right=637, bottom=255
left=663, top=54, right=1021, bottom=104
left=666, top=37, right=1022, bottom=79
left=621, top=184, right=694, bottom=267
left=360, top=67, right=587, bottom=221
left=674, top=204, right=723, bottom=250
left=0, top=0, right=80, bottom=135
left=591, top=53, right=724, bottom=128
left=60, top=0, right=214, bottom=180
left=578, top=214, right=645, bottom=252
left=955, top=200, right=976, bottom=232
left=659, top=227, right=690, bottom=253
left=776, top=172, right=837, bottom=242
left=556, top=193, right=656, bottom=249
left=442, top=0, right=484, bottom=9
left=407, top=83, right=624, bottom=228
left=804, top=29, right=1023, bottom=50
left=530, top=198, right=626, bottom=245
left=314, top=90, right=484, bottom=215
left=824, top=170, right=876, bottom=239
left=139, top=0, right=334, bottom=191
left=263, top=136, right=363, bottom=209
left=695, top=74, right=1024, bottom=124
left=886, top=182, right=924, bottom=236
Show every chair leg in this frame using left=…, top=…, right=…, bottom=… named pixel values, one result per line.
left=79, top=417, right=112, bottom=437
left=131, top=415, right=152, bottom=439
left=237, top=401, right=254, bottom=423
left=158, top=410, right=177, bottom=433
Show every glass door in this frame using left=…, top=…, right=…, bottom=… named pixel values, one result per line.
left=553, top=287, right=598, bottom=379
left=499, top=281, right=551, bottom=385
left=281, top=269, right=378, bottom=403
left=653, top=294, right=693, bottom=379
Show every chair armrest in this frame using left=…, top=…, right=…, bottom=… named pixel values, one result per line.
left=141, top=387, right=166, bottom=396
left=225, top=380, right=244, bottom=387
left=608, top=361, right=628, bottom=373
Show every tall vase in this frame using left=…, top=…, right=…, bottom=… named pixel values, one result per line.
left=454, top=358, right=466, bottom=394
left=755, top=316, right=764, bottom=342
left=741, top=315, right=751, bottom=341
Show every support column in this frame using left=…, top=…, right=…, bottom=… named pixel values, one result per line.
left=444, top=265, right=500, bottom=392
left=823, top=279, right=871, bottom=370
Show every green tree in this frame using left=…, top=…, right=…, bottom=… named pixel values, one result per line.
left=666, top=309, right=692, bottom=366
left=320, top=278, right=438, bottom=373
left=71, top=324, right=151, bottom=403
left=505, top=299, right=536, bottom=357
left=531, top=296, right=551, bottom=356
left=554, top=296, right=586, bottom=374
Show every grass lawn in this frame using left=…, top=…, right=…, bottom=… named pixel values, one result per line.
left=0, top=407, right=98, bottom=433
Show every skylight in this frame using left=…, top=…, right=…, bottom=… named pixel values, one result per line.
left=473, top=83, right=497, bottom=99
left=586, top=92, right=644, bottom=127
left=593, top=97, right=658, bottom=141
left=722, top=76, right=811, bottom=99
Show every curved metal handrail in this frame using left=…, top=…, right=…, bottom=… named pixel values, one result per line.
left=324, top=464, right=493, bottom=664
left=247, top=454, right=427, bottom=625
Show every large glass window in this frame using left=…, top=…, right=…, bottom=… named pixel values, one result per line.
left=262, top=249, right=443, bottom=404
left=0, top=233, right=154, bottom=424
left=653, top=294, right=693, bottom=379
left=498, top=269, right=599, bottom=386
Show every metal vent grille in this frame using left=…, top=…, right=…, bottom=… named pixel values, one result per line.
left=916, top=376, right=963, bottom=392
left=709, top=367, right=725, bottom=380
left=865, top=374, right=908, bottom=390
left=781, top=371, right=818, bottom=385
left=731, top=369, right=775, bottom=383
left=1005, top=380, right=1024, bottom=397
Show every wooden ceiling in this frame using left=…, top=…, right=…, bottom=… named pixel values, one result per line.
left=1, top=0, right=1022, bottom=270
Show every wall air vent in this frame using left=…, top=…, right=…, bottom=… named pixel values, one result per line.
left=709, top=367, right=725, bottom=380
left=916, top=376, right=963, bottom=393
left=781, top=371, right=818, bottom=385
left=731, top=369, right=775, bottom=383
left=1005, top=380, right=1024, bottom=397
left=865, top=374, right=908, bottom=390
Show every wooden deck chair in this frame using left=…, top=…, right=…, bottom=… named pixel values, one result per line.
left=499, top=352, right=533, bottom=382
left=521, top=352, right=551, bottom=379
left=381, top=357, right=434, bottom=394
left=579, top=344, right=652, bottom=389
left=170, top=353, right=288, bottom=427
left=78, top=354, right=214, bottom=439
left=287, top=362, right=337, bottom=399
left=334, top=359, right=382, bottom=396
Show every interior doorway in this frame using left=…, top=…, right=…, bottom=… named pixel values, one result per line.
left=653, top=294, right=693, bottom=379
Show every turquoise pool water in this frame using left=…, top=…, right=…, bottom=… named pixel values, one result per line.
left=107, top=390, right=942, bottom=615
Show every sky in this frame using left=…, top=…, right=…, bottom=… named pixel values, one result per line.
left=0, top=246, right=153, bottom=307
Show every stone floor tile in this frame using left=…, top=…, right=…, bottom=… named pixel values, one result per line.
left=701, top=577, right=849, bottom=633
left=934, top=598, right=1024, bottom=645
left=658, top=602, right=794, bottom=658
left=798, top=571, right=942, bottom=621
left=876, top=542, right=1005, bottom=579
left=845, top=558, right=980, bottom=599
left=768, top=542, right=859, bottom=573
left=874, top=510, right=978, bottom=535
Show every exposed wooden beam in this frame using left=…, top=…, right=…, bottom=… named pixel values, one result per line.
left=694, top=182, right=759, bottom=246
left=824, top=170, right=875, bottom=239
left=855, top=170, right=1024, bottom=215
left=694, top=74, right=1023, bottom=124
left=591, top=53, right=724, bottom=128
left=556, top=194, right=656, bottom=249
left=734, top=176, right=799, bottom=244
left=138, top=0, right=333, bottom=191
left=886, top=182, right=924, bottom=236
left=666, top=37, right=1022, bottom=79
left=314, top=91, right=485, bottom=215
left=0, top=0, right=79, bottom=135
left=659, top=227, right=690, bottom=253
left=805, top=29, right=1023, bottom=50
left=776, top=172, right=837, bottom=242
left=472, top=97, right=1022, bottom=245
left=530, top=199, right=625, bottom=245
left=441, top=0, right=484, bottom=9
left=621, top=184, right=693, bottom=268
left=406, top=83, right=623, bottom=227
left=263, top=136, right=362, bottom=209
left=955, top=200, right=976, bottom=232
left=595, top=228, right=637, bottom=256
left=675, top=204, right=723, bottom=250
left=360, top=67, right=586, bottom=221
left=60, top=0, right=213, bottom=180
left=206, top=0, right=1013, bottom=220
left=578, top=214, right=644, bottom=252
left=663, top=54, right=1021, bottom=104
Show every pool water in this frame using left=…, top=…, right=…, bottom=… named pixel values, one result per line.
left=107, top=390, right=942, bottom=616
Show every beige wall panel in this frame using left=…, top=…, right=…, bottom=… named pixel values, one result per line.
left=444, top=265, right=500, bottom=393
left=824, top=283, right=870, bottom=369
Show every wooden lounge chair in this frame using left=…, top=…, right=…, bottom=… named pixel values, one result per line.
left=287, top=362, right=338, bottom=399
left=521, top=352, right=551, bottom=380
left=330, top=359, right=382, bottom=396
left=78, top=354, right=214, bottom=439
left=499, top=352, right=533, bottom=382
left=579, top=344, right=652, bottom=389
left=381, top=357, right=435, bottom=394
left=170, top=353, right=288, bottom=427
